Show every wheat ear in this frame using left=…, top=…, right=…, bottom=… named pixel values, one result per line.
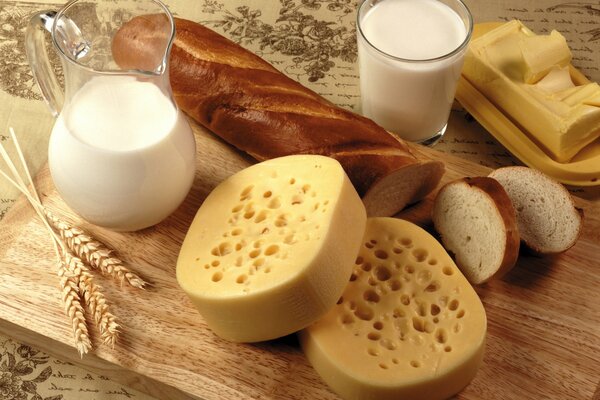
left=45, top=210, right=147, bottom=289
left=63, top=253, right=119, bottom=347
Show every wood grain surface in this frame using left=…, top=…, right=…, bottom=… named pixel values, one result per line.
left=0, top=121, right=598, bottom=400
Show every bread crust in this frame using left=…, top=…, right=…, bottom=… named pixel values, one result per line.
left=433, top=177, right=520, bottom=284
left=488, top=166, right=583, bottom=254
left=112, top=16, right=444, bottom=216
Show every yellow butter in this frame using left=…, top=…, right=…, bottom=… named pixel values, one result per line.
left=300, top=218, right=486, bottom=400
left=177, top=155, right=366, bottom=342
left=463, top=20, right=600, bottom=162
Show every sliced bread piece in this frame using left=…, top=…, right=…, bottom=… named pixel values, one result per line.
left=489, top=166, right=583, bottom=254
left=432, top=177, right=520, bottom=284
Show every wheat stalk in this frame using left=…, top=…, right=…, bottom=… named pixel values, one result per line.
left=45, top=209, right=147, bottom=289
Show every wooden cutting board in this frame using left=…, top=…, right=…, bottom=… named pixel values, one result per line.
left=0, top=121, right=598, bottom=400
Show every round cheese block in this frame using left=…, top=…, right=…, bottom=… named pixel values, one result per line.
left=177, top=155, right=367, bottom=342
left=299, top=217, right=487, bottom=400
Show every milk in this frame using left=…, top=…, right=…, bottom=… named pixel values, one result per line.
left=49, top=75, right=196, bottom=231
left=357, top=0, right=470, bottom=142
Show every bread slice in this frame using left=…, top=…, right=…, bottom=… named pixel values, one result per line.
left=489, top=167, right=583, bottom=254
left=432, top=177, right=520, bottom=284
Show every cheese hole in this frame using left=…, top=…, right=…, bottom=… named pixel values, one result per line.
left=400, top=238, right=413, bottom=247
left=380, top=339, right=396, bottom=350
left=374, top=250, right=388, bottom=260
left=284, top=234, right=297, bottom=244
left=355, top=305, right=374, bottom=321
left=433, top=317, right=439, bottom=323
left=249, top=249, right=261, bottom=258
left=375, top=266, right=391, bottom=281
left=265, top=245, right=280, bottom=256
left=443, top=266, right=454, bottom=275
left=364, top=290, right=380, bottom=303
left=275, top=219, right=287, bottom=228
left=444, top=346, right=452, bottom=352
left=361, top=262, right=372, bottom=272
left=211, top=272, right=223, bottom=282
left=388, top=279, right=402, bottom=291
left=235, top=243, right=243, bottom=251
left=244, top=210, right=255, bottom=219
left=367, top=348, right=379, bottom=357
left=240, top=185, right=254, bottom=197
left=401, top=294, right=410, bottom=305
left=449, top=299, right=459, bottom=311
left=341, top=314, right=354, bottom=324
left=412, top=248, right=428, bottom=262
left=211, top=260, right=220, bottom=267
left=393, top=308, right=405, bottom=318
left=428, top=258, right=438, bottom=265
left=268, top=197, right=281, bottom=209
left=370, top=239, right=378, bottom=244
left=368, top=277, right=377, bottom=286
left=253, top=240, right=264, bottom=248
left=302, top=184, right=311, bottom=193
left=430, top=304, right=441, bottom=316
left=204, top=264, right=210, bottom=269
left=373, top=321, right=384, bottom=330
left=417, top=270, right=432, bottom=285
left=392, top=358, right=399, bottom=364
left=412, top=317, right=426, bottom=332
left=231, top=228, right=243, bottom=236
left=236, top=274, right=247, bottom=284
left=365, top=242, right=374, bottom=249
left=417, top=302, right=427, bottom=317
left=289, top=178, right=296, bottom=184
left=312, top=202, right=320, bottom=211
left=379, top=363, right=388, bottom=370
left=264, top=267, right=271, bottom=273
left=457, top=310, right=465, bottom=318
left=298, top=215, right=306, bottom=223
left=435, top=328, right=448, bottom=344
left=392, top=247, right=403, bottom=254
left=404, top=265, right=415, bottom=274
left=253, top=258, right=265, bottom=267
left=291, top=194, right=303, bottom=205
left=410, top=360, right=421, bottom=368
left=349, top=273, right=358, bottom=282
left=355, top=256, right=364, bottom=265
left=426, top=281, right=441, bottom=292
left=254, top=211, right=268, bottom=223
left=263, top=191, right=272, bottom=198
left=367, top=332, right=380, bottom=341
left=231, top=204, right=243, bottom=213
left=337, top=297, right=344, bottom=305
left=454, top=323, right=462, bottom=333
left=323, top=200, right=329, bottom=205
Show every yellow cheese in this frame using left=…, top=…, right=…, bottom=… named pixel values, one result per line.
left=463, top=20, right=600, bottom=162
left=177, top=155, right=367, bottom=342
left=300, top=218, right=486, bottom=400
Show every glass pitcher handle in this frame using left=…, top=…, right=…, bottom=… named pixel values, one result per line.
left=25, top=11, right=64, bottom=117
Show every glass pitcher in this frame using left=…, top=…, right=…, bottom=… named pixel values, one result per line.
left=25, top=0, right=196, bottom=231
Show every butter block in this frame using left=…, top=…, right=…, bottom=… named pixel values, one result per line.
left=463, top=20, right=600, bottom=162
left=177, top=155, right=367, bottom=342
left=300, top=218, right=486, bottom=400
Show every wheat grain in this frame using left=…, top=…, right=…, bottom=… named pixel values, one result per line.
left=46, top=210, right=147, bottom=289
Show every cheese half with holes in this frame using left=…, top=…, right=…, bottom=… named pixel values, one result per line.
left=177, top=155, right=367, bottom=342
left=463, top=20, right=600, bottom=162
left=299, top=218, right=486, bottom=400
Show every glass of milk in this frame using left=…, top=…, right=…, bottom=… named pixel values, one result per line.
left=26, top=0, right=196, bottom=231
left=357, top=0, right=473, bottom=144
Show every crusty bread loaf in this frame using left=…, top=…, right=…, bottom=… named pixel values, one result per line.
left=432, top=177, right=520, bottom=284
left=489, top=167, right=583, bottom=254
left=111, top=15, right=444, bottom=217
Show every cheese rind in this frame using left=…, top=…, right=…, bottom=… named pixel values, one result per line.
left=299, top=218, right=486, bottom=400
left=463, top=20, right=600, bottom=162
left=177, top=155, right=367, bottom=342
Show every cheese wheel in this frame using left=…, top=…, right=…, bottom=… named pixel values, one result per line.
left=299, top=218, right=486, bottom=400
left=177, top=155, right=367, bottom=342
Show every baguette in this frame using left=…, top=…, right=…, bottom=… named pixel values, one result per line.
left=112, top=15, right=444, bottom=216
